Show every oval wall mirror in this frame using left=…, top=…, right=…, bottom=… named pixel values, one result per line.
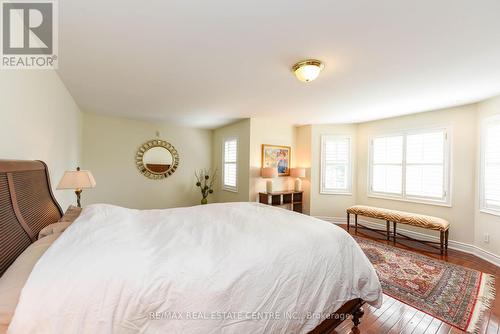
left=136, top=139, right=179, bottom=179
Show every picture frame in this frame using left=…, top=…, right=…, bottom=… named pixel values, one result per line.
left=261, top=144, right=291, bottom=176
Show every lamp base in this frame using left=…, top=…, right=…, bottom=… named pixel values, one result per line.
left=75, top=189, right=82, bottom=208
left=266, top=180, right=274, bottom=193
left=294, top=178, right=302, bottom=192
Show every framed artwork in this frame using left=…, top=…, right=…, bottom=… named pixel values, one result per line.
left=261, top=144, right=291, bottom=176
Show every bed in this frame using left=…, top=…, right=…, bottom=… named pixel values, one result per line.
left=0, top=160, right=382, bottom=334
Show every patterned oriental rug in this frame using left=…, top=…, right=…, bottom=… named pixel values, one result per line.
left=354, top=236, right=496, bottom=333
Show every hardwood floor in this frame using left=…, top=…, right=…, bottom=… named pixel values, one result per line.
left=335, top=226, right=500, bottom=334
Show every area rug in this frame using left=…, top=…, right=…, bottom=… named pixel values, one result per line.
left=354, top=236, right=496, bottom=333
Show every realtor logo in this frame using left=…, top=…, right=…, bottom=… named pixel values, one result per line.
left=1, top=0, right=58, bottom=69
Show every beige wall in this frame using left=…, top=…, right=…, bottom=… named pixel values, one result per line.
left=212, top=119, right=251, bottom=203
left=475, top=96, right=500, bottom=255
left=212, top=118, right=298, bottom=203
left=309, top=124, right=358, bottom=219
left=82, top=113, right=212, bottom=209
left=0, top=71, right=82, bottom=209
left=356, top=104, right=477, bottom=245
left=249, top=118, right=296, bottom=201
left=295, top=126, right=312, bottom=214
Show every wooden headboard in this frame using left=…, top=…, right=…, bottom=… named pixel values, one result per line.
left=0, top=160, right=63, bottom=277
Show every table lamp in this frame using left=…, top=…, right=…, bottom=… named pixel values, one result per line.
left=290, top=167, right=305, bottom=191
left=261, top=167, right=278, bottom=193
left=57, top=167, right=96, bottom=207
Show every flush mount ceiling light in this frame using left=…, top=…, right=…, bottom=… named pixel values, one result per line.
left=292, top=59, right=324, bottom=83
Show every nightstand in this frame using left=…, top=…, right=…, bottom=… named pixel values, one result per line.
left=258, top=191, right=303, bottom=213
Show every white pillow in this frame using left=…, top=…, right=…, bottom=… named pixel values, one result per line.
left=0, top=233, right=61, bottom=333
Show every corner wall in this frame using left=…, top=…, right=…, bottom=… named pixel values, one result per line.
left=475, top=96, right=500, bottom=256
left=0, top=71, right=82, bottom=209
left=212, top=119, right=251, bottom=203
left=295, top=126, right=312, bottom=214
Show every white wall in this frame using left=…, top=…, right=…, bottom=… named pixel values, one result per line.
left=356, top=105, right=477, bottom=245
left=0, top=71, right=82, bottom=209
left=249, top=118, right=296, bottom=201
left=475, top=96, right=500, bottom=256
left=82, top=113, right=212, bottom=209
left=212, top=119, right=251, bottom=203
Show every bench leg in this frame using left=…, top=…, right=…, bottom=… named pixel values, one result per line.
left=393, top=222, right=397, bottom=243
left=347, top=213, right=350, bottom=232
left=355, top=214, right=358, bottom=233
left=445, top=230, right=449, bottom=254
left=386, top=220, right=390, bottom=241
left=440, top=231, right=445, bottom=255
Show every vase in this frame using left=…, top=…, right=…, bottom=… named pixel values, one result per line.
left=201, top=198, right=208, bottom=205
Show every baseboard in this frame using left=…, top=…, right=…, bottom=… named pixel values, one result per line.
left=315, top=216, right=500, bottom=268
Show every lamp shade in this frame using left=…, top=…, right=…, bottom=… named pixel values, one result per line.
left=290, top=168, right=306, bottom=178
left=57, top=169, right=96, bottom=190
left=261, top=167, right=278, bottom=179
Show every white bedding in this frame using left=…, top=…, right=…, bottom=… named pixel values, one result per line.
left=9, top=202, right=382, bottom=334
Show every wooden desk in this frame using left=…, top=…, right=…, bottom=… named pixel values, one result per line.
left=258, top=191, right=303, bottom=213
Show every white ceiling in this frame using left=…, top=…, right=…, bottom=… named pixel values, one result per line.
left=58, top=0, right=500, bottom=129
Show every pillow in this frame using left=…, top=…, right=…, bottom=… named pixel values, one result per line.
left=38, top=221, right=72, bottom=239
left=0, top=233, right=61, bottom=332
left=38, top=205, right=82, bottom=239
left=58, top=205, right=82, bottom=223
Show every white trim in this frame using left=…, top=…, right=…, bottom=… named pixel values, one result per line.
left=222, top=137, right=238, bottom=193
left=320, top=134, right=353, bottom=195
left=366, top=194, right=452, bottom=208
left=368, top=126, right=452, bottom=206
left=479, top=114, right=500, bottom=216
left=480, top=208, right=500, bottom=217
left=314, top=216, right=500, bottom=268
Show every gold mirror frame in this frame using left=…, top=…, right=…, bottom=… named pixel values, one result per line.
left=136, top=139, right=179, bottom=179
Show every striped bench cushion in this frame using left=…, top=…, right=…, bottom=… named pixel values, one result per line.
left=347, top=205, right=450, bottom=231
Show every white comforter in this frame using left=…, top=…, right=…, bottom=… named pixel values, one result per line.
left=9, top=203, right=382, bottom=334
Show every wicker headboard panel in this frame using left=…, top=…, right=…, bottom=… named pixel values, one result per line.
left=0, top=160, right=63, bottom=277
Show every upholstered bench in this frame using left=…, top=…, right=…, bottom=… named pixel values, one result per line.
left=346, top=205, right=450, bottom=255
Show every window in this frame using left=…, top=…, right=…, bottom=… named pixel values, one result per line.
left=371, top=135, right=403, bottom=195
left=321, top=135, right=352, bottom=194
left=369, top=128, right=450, bottom=205
left=222, top=138, right=238, bottom=191
left=481, top=116, right=500, bottom=215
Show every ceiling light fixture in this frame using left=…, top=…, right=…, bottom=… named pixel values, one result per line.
left=292, top=59, right=324, bottom=83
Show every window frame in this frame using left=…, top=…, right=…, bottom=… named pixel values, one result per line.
left=222, top=137, right=238, bottom=193
left=368, top=126, right=452, bottom=207
left=480, top=115, right=500, bottom=216
left=320, top=134, right=353, bottom=195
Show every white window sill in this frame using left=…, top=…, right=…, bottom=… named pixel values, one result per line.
left=320, top=191, right=352, bottom=196
left=480, top=208, right=500, bottom=217
left=367, top=193, right=451, bottom=208
left=223, top=187, right=238, bottom=193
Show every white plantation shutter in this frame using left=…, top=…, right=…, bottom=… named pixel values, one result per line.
left=321, top=135, right=351, bottom=193
left=371, top=136, right=403, bottom=194
left=223, top=138, right=237, bottom=190
left=405, top=131, right=446, bottom=199
left=482, top=119, right=500, bottom=212
left=370, top=128, right=450, bottom=204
